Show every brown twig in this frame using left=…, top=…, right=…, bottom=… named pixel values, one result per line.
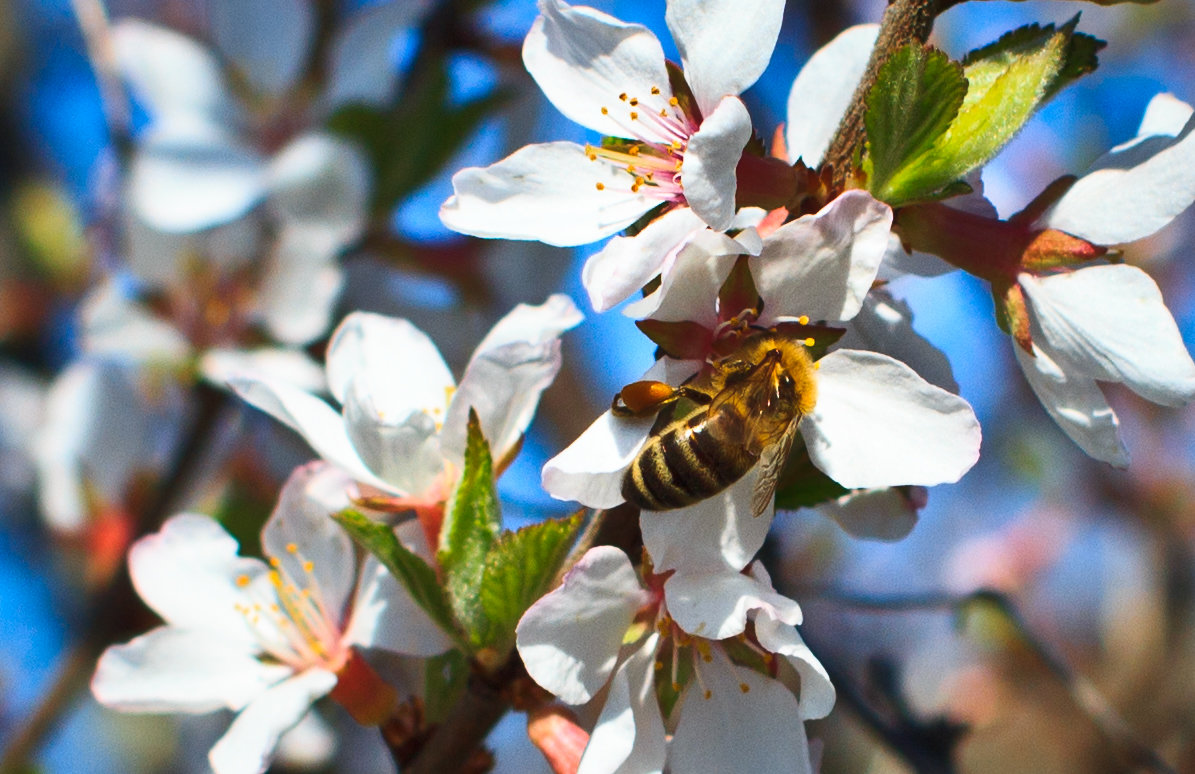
left=808, top=587, right=1178, bottom=774
left=821, top=0, right=948, bottom=188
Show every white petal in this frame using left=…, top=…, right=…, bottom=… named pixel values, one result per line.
left=785, top=25, right=877, bottom=167
left=266, top=133, right=370, bottom=241
left=326, top=312, right=453, bottom=412
left=801, top=350, right=981, bottom=488
left=323, top=0, right=434, bottom=110
left=666, top=0, right=783, bottom=115
left=627, top=229, right=748, bottom=325
left=523, top=0, right=675, bottom=140
left=262, top=463, right=356, bottom=617
left=209, top=0, right=314, bottom=96
left=671, top=659, right=811, bottom=774
left=1020, top=266, right=1195, bottom=406
left=640, top=466, right=774, bottom=574
left=111, top=19, right=236, bottom=123
left=1133, top=93, right=1195, bottom=139
left=128, top=514, right=269, bottom=638
left=516, top=546, right=648, bottom=704
left=342, top=382, right=444, bottom=497
left=77, top=284, right=190, bottom=365
left=201, top=348, right=326, bottom=395
left=542, top=410, right=654, bottom=509
left=835, top=290, right=958, bottom=393
left=92, top=627, right=289, bottom=713
left=474, top=293, right=584, bottom=354
left=682, top=96, right=752, bottom=231
left=664, top=567, right=802, bottom=640
left=752, top=613, right=835, bottom=720
left=752, top=190, right=892, bottom=325
left=229, top=376, right=392, bottom=492
left=583, top=207, right=706, bottom=313
left=816, top=487, right=923, bottom=542
left=1012, top=340, right=1129, bottom=466
left=208, top=668, right=338, bottom=774
left=441, top=341, right=562, bottom=466
left=257, top=227, right=345, bottom=346
left=128, top=119, right=266, bottom=233
left=440, top=142, right=652, bottom=246
left=343, top=554, right=454, bottom=656
left=1039, top=104, right=1195, bottom=244
left=577, top=634, right=665, bottom=774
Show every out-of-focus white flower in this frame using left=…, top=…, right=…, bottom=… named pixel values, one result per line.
left=441, top=0, right=785, bottom=310
left=106, top=3, right=426, bottom=358
left=32, top=359, right=185, bottom=533
left=516, top=546, right=831, bottom=774
left=1012, top=94, right=1195, bottom=465
left=543, top=196, right=979, bottom=566
left=230, top=295, right=582, bottom=511
left=92, top=462, right=451, bottom=774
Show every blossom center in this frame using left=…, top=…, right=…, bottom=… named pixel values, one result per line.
left=234, top=543, right=348, bottom=672
left=587, top=86, right=699, bottom=201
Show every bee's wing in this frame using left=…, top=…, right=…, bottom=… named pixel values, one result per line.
left=750, top=419, right=800, bottom=520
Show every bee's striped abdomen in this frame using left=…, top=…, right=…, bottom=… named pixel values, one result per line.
left=622, top=410, right=757, bottom=511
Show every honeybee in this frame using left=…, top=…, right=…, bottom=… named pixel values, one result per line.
left=612, top=333, right=818, bottom=518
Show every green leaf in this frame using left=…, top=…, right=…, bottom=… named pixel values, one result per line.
left=332, top=509, right=462, bottom=648
left=873, top=19, right=1102, bottom=207
left=438, top=409, right=502, bottom=647
left=327, top=56, right=510, bottom=217
left=478, top=512, right=584, bottom=655
left=773, top=447, right=850, bottom=510
left=423, top=649, right=469, bottom=724
left=862, top=45, right=967, bottom=201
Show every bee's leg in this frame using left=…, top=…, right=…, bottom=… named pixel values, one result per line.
left=673, top=386, right=714, bottom=405
left=612, top=380, right=680, bottom=416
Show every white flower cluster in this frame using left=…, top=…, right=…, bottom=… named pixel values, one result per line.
left=25, top=0, right=1191, bottom=773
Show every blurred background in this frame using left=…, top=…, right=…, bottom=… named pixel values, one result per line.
left=0, top=0, right=1193, bottom=772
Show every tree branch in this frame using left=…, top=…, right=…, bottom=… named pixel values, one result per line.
left=822, top=0, right=948, bottom=188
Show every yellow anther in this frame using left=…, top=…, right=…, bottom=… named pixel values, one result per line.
left=804, top=337, right=815, bottom=347
left=651, top=86, right=661, bottom=95
left=669, top=97, right=679, bottom=106
left=595, top=182, right=606, bottom=191
left=626, top=165, right=635, bottom=174
left=286, top=542, right=298, bottom=554
left=628, top=145, right=640, bottom=156
left=654, top=660, right=664, bottom=671
left=659, top=108, right=668, bottom=117
left=672, top=682, right=682, bottom=692
left=303, top=560, right=314, bottom=573
left=600, top=106, right=609, bottom=115
left=634, top=176, right=645, bottom=187
left=797, top=315, right=809, bottom=325
left=739, top=682, right=750, bottom=694
left=269, top=557, right=281, bottom=568
left=619, top=92, right=628, bottom=101
left=631, top=184, right=641, bottom=193
left=630, top=111, right=639, bottom=120
left=236, top=574, right=251, bottom=588
left=587, top=151, right=597, bottom=161
left=703, top=689, right=712, bottom=700
left=629, top=97, right=639, bottom=106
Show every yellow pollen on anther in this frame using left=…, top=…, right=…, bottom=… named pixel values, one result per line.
left=739, top=682, right=750, bottom=694
left=286, top=542, right=298, bottom=554
left=655, top=660, right=664, bottom=671
left=797, top=315, right=810, bottom=325
left=629, top=97, right=639, bottom=106
left=669, top=97, right=679, bottom=106
left=626, top=165, right=635, bottom=174
left=600, top=106, right=609, bottom=115
left=672, top=682, right=682, bottom=692
left=630, top=111, right=639, bottom=120
left=804, top=337, right=815, bottom=347
left=303, top=560, right=314, bottom=573
left=634, top=176, right=645, bottom=187
left=595, top=182, right=606, bottom=191
left=236, top=574, right=251, bottom=588
left=628, top=145, right=640, bottom=156
left=269, top=557, right=281, bottom=568
left=619, top=93, right=628, bottom=101
left=650, top=86, right=661, bottom=95
left=659, top=108, right=668, bottom=117
left=704, top=689, right=712, bottom=700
